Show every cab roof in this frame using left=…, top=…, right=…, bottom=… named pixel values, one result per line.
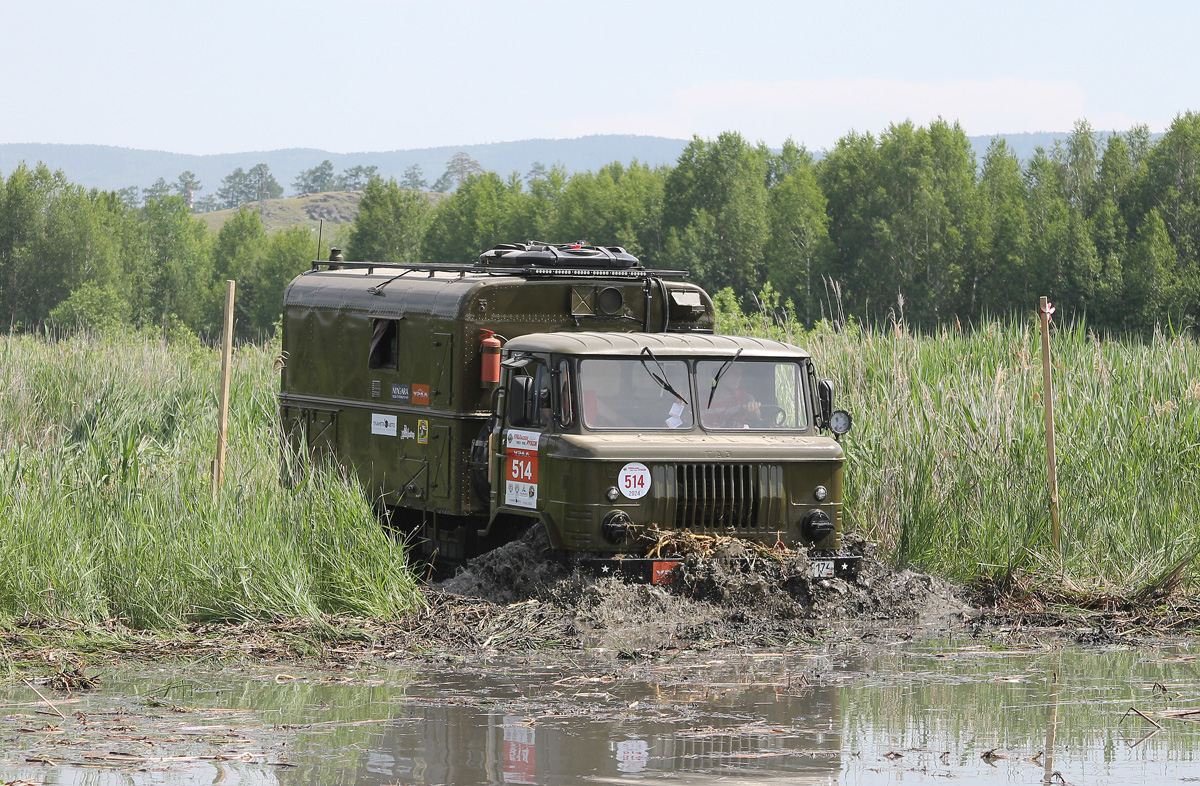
left=503, top=331, right=811, bottom=359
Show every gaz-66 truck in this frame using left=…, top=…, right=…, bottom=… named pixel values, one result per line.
left=278, top=242, right=855, bottom=581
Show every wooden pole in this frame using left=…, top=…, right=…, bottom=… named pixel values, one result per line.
left=214, top=280, right=236, bottom=491
left=1039, top=296, right=1061, bottom=551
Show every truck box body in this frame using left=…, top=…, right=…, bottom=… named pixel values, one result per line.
left=279, top=262, right=713, bottom=518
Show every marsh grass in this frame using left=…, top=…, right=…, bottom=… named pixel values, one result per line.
left=719, top=297, right=1200, bottom=596
left=0, top=331, right=420, bottom=629
left=4, top=308, right=1198, bottom=627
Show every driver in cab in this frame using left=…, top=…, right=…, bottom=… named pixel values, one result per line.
left=703, top=362, right=761, bottom=428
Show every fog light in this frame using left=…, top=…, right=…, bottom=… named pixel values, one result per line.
left=813, top=485, right=827, bottom=502
left=801, top=509, right=835, bottom=543
left=605, top=486, right=620, bottom=502
left=602, top=510, right=634, bottom=544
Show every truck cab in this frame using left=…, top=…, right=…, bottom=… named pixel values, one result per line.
left=494, top=332, right=847, bottom=554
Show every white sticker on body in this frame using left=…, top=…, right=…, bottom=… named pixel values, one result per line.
left=618, top=462, right=651, bottom=499
left=371, top=414, right=397, bottom=436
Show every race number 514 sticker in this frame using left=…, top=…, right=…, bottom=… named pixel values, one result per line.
left=505, top=429, right=541, bottom=509
left=618, top=462, right=651, bottom=499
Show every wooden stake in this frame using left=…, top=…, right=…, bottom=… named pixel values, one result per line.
left=214, top=280, right=236, bottom=491
left=1039, top=296, right=1061, bottom=551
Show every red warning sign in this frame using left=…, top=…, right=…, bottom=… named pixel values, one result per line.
left=651, top=561, right=680, bottom=585
left=505, top=429, right=540, bottom=509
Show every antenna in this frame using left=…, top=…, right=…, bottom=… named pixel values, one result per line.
left=316, top=219, right=324, bottom=259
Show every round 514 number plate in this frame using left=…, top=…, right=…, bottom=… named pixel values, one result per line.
left=618, top=462, right=651, bottom=499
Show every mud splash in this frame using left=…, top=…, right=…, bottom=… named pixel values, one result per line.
left=439, top=527, right=968, bottom=651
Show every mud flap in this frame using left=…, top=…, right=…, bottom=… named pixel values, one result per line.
left=579, top=555, right=863, bottom=584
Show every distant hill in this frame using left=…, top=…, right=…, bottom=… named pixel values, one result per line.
left=0, top=132, right=1161, bottom=205
left=197, top=189, right=448, bottom=234
left=197, top=191, right=366, bottom=234
left=0, top=136, right=695, bottom=197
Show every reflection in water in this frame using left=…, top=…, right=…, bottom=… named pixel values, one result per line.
left=4, top=641, right=1200, bottom=784
left=1044, top=670, right=1059, bottom=784
left=352, top=673, right=843, bottom=785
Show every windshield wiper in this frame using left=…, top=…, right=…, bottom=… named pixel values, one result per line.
left=707, top=347, right=744, bottom=407
left=638, top=347, right=687, bottom=403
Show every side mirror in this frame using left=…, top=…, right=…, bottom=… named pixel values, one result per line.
left=507, top=375, right=534, bottom=427
left=817, top=378, right=834, bottom=426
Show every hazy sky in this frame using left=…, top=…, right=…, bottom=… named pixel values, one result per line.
left=5, top=0, right=1195, bottom=155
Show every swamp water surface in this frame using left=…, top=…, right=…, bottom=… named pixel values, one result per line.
left=3, top=638, right=1200, bottom=785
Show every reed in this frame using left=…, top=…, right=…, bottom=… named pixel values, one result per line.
left=4, top=308, right=1197, bottom=625
left=719, top=297, right=1200, bottom=594
left=0, top=331, right=421, bottom=628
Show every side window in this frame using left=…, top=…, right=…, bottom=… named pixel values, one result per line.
left=368, top=319, right=399, bottom=369
left=532, top=363, right=553, bottom=428
left=558, top=360, right=574, bottom=427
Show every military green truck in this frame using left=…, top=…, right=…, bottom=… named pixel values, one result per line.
left=278, top=242, right=855, bottom=581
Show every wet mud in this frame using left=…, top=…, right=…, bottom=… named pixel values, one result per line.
left=437, top=526, right=970, bottom=653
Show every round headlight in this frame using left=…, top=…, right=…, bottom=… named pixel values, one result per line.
left=814, top=485, right=827, bottom=502
left=606, top=486, right=620, bottom=502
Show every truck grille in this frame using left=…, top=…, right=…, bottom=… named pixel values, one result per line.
left=673, top=463, right=761, bottom=531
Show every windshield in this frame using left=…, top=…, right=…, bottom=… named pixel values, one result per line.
left=697, top=359, right=808, bottom=430
left=579, top=358, right=693, bottom=429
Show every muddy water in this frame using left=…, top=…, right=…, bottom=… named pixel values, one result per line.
left=4, top=638, right=1200, bottom=785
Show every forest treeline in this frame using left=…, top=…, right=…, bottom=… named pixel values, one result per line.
left=3, top=114, right=1200, bottom=338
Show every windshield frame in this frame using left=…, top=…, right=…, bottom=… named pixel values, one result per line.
left=573, top=356, right=812, bottom=433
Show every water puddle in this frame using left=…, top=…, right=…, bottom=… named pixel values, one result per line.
left=3, top=638, right=1200, bottom=784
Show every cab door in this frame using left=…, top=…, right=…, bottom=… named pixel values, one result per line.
left=494, top=356, right=554, bottom=514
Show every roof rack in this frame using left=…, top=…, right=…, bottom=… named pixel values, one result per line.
left=308, top=242, right=689, bottom=280
left=478, top=242, right=640, bottom=269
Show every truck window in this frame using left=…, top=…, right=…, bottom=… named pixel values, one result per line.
left=579, top=358, right=693, bottom=430
left=557, top=360, right=574, bottom=427
left=368, top=319, right=399, bottom=369
left=698, top=360, right=808, bottom=430
left=532, top=363, right=553, bottom=428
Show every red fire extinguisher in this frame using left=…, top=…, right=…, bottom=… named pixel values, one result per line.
left=481, top=329, right=502, bottom=385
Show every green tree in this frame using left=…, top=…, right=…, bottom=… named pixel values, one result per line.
left=432, top=152, right=483, bottom=193
left=346, top=176, right=433, bottom=264
left=132, top=196, right=212, bottom=331
left=0, top=164, right=125, bottom=328
left=213, top=207, right=268, bottom=283
left=217, top=167, right=250, bottom=209
left=1139, top=112, right=1200, bottom=271
left=764, top=159, right=830, bottom=323
left=247, top=163, right=283, bottom=202
left=819, top=120, right=982, bottom=324
left=400, top=164, right=427, bottom=191
left=293, top=160, right=336, bottom=195
left=1025, top=148, right=1102, bottom=316
left=1122, top=209, right=1178, bottom=330
left=423, top=171, right=513, bottom=262
left=175, top=171, right=202, bottom=208
left=554, top=161, right=666, bottom=258
left=661, top=132, right=770, bottom=295
left=193, top=194, right=221, bottom=213
left=975, top=138, right=1032, bottom=316
left=241, top=226, right=311, bottom=335
left=47, top=281, right=131, bottom=333
left=142, top=177, right=172, bottom=202
left=339, top=165, right=378, bottom=191
left=117, top=185, right=141, bottom=209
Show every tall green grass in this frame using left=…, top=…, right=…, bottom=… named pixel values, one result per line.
left=4, top=307, right=1197, bottom=622
left=0, top=331, right=420, bottom=629
left=718, top=291, right=1200, bottom=593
